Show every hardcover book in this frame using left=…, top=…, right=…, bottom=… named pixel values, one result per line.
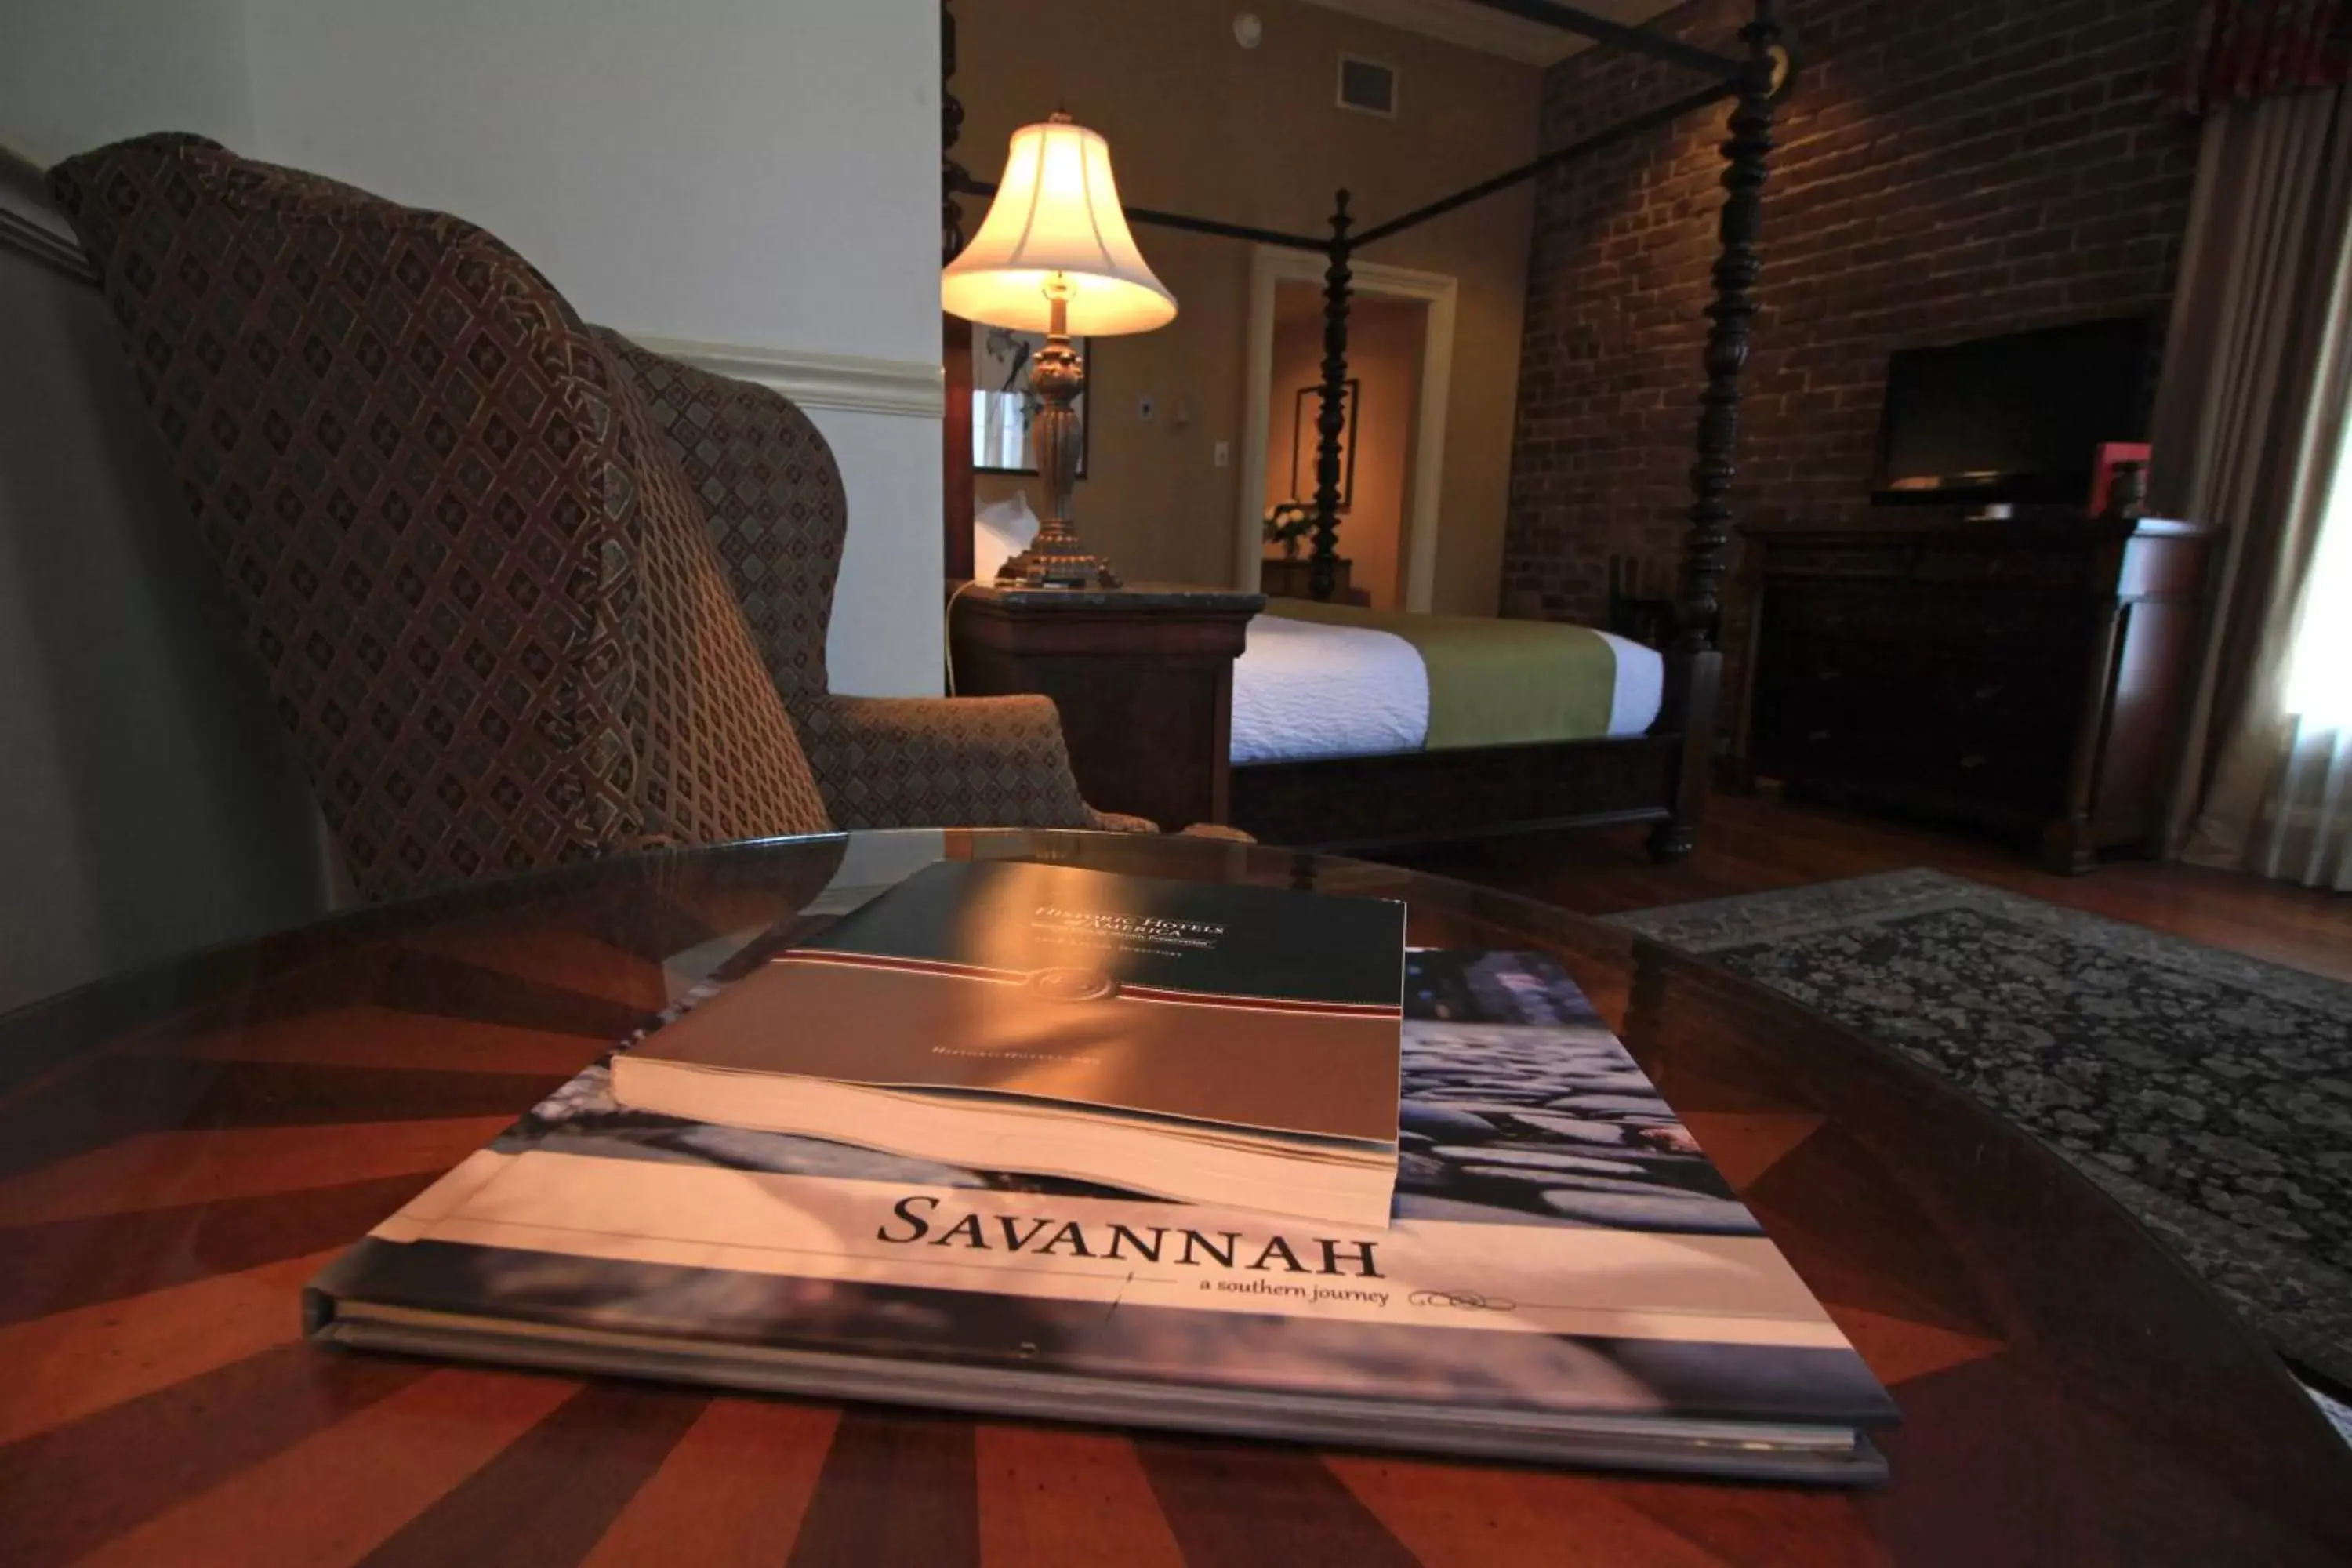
left=608, top=860, right=1407, bottom=1228
left=307, top=942, right=1898, bottom=1482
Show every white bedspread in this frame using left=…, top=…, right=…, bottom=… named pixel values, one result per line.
left=1229, top=615, right=1663, bottom=764
left=1229, top=614, right=1428, bottom=764
left=1598, top=630, right=1664, bottom=737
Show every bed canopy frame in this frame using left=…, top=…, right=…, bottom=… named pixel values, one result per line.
left=943, top=0, right=1791, bottom=860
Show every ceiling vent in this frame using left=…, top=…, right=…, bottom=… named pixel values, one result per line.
left=1337, top=55, right=1398, bottom=118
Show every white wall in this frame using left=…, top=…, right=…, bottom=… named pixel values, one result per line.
left=0, top=3, right=328, bottom=1016
left=241, top=0, right=945, bottom=695
left=0, top=0, right=255, bottom=164
left=5, top=0, right=945, bottom=694
left=241, top=0, right=936, bottom=365
left=0, top=238, right=332, bottom=1014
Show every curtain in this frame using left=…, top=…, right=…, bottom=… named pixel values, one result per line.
left=2263, top=728, right=2352, bottom=888
left=2149, top=82, right=2352, bottom=880
left=2176, top=2, right=2352, bottom=113
left=2257, top=442, right=2352, bottom=887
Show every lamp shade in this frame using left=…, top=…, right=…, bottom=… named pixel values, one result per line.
left=942, top=117, right=1177, bottom=336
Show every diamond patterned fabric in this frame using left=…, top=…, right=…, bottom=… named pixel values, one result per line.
left=593, top=329, right=843, bottom=703
left=796, top=693, right=1136, bottom=832
left=598, top=334, right=1142, bottom=833
left=49, top=135, right=832, bottom=900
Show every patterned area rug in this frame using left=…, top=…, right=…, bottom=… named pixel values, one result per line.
left=1609, top=869, right=2352, bottom=1394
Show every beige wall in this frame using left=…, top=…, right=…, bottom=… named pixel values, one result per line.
left=1264, top=293, right=1422, bottom=608
left=962, top=0, right=1537, bottom=614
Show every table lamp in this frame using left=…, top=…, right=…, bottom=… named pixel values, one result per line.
left=944, top=114, right=1176, bottom=587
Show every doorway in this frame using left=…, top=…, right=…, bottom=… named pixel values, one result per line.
left=1238, top=248, right=1457, bottom=612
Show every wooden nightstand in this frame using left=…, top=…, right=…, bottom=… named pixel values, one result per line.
left=947, top=581, right=1264, bottom=832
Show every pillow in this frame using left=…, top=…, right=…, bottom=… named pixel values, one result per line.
left=975, top=492, right=1040, bottom=581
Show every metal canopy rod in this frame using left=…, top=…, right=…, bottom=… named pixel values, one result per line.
left=1460, top=0, right=1745, bottom=78
left=1352, top=77, right=1737, bottom=246
left=954, top=177, right=1326, bottom=252
left=959, top=60, right=1746, bottom=259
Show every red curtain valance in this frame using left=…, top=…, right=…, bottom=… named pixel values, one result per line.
left=2176, top=1, right=2351, bottom=112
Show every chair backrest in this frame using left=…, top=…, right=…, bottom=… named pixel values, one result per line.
left=597, top=329, right=848, bottom=707
left=49, top=134, right=830, bottom=900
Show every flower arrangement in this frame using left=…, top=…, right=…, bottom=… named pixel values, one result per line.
left=1262, top=499, right=1315, bottom=560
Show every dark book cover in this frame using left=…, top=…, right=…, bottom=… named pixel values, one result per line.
left=615, top=860, right=1407, bottom=1146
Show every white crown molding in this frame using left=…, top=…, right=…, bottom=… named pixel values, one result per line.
left=0, top=142, right=99, bottom=283
left=626, top=333, right=944, bottom=420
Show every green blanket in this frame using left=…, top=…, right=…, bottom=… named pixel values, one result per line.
left=1265, top=601, right=1621, bottom=750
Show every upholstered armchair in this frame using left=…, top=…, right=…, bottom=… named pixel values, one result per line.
left=49, top=134, right=1138, bottom=902
left=592, top=332, right=1142, bottom=833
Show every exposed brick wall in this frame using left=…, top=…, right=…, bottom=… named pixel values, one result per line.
left=1503, top=0, right=2202, bottom=626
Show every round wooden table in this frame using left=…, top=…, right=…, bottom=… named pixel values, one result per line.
left=4, top=829, right=2347, bottom=1566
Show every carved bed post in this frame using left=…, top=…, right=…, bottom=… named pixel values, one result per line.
left=942, top=0, right=976, bottom=580
left=1309, top=191, right=1353, bottom=603
left=942, top=0, right=966, bottom=263
left=1651, top=0, right=1780, bottom=863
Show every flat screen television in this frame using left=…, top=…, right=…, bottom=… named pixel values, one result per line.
left=1872, top=317, right=2156, bottom=507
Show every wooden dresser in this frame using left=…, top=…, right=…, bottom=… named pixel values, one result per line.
left=947, top=580, right=1264, bottom=832
left=1732, top=514, right=2214, bottom=872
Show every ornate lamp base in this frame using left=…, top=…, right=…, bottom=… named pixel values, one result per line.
left=996, top=544, right=1121, bottom=589
left=994, top=292, right=1120, bottom=590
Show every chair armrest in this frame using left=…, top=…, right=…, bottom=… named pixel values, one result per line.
left=792, top=694, right=1150, bottom=832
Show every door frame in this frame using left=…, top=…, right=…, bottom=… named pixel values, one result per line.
left=1237, top=246, right=1457, bottom=612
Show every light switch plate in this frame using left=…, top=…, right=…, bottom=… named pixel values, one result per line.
left=1137, top=395, right=1156, bottom=422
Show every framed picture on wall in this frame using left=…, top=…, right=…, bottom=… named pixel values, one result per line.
left=1289, top=379, right=1360, bottom=511
left=971, top=323, right=1091, bottom=477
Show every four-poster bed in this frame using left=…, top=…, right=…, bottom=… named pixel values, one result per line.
left=944, top=0, right=1791, bottom=860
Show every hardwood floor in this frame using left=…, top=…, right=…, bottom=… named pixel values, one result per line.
left=1380, top=786, right=2352, bottom=985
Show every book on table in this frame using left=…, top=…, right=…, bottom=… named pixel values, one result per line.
left=306, top=867, right=1900, bottom=1481
left=608, top=859, right=1408, bottom=1229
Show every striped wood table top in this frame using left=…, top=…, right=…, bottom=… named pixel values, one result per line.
left=3, top=829, right=2347, bottom=1566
